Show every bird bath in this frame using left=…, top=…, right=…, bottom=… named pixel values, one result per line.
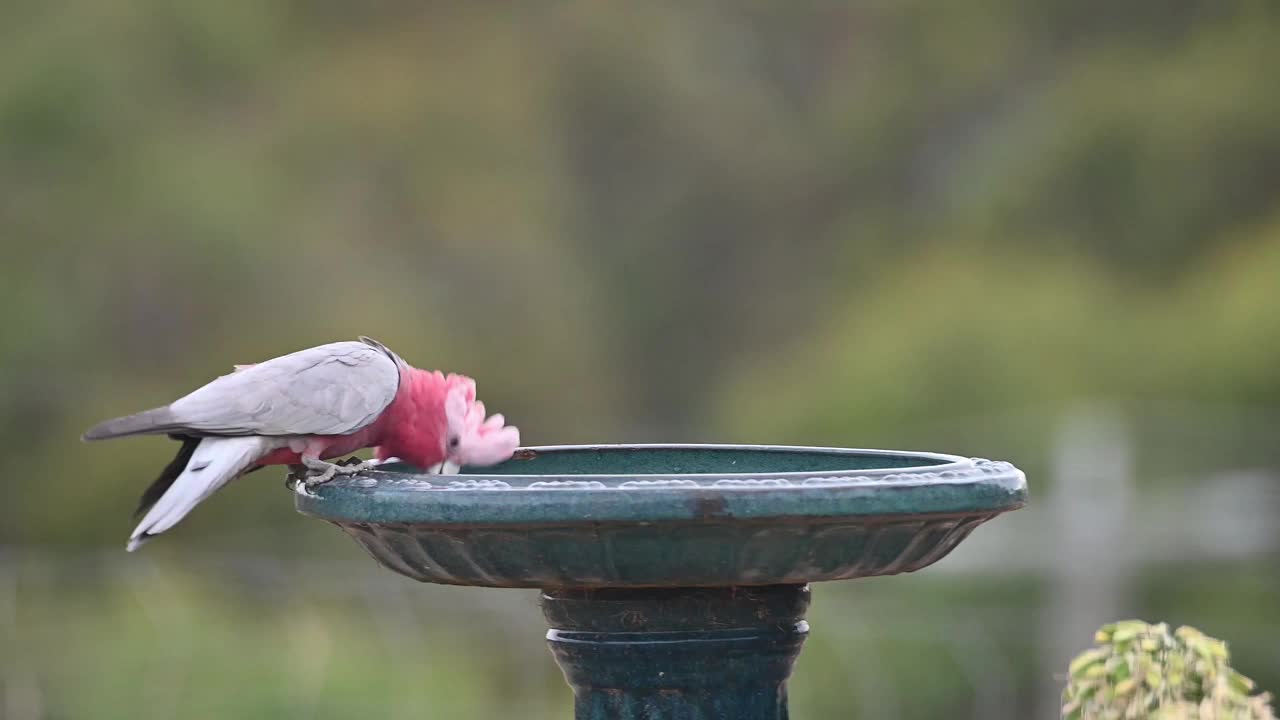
left=293, top=444, right=1027, bottom=719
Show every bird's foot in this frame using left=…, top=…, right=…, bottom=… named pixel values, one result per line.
left=287, top=464, right=319, bottom=497
left=300, top=457, right=374, bottom=487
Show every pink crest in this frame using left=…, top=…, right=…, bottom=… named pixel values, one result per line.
left=443, top=374, right=519, bottom=467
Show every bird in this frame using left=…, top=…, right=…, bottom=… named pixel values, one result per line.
left=82, top=336, right=519, bottom=552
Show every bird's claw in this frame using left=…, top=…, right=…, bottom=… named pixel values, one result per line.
left=291, top=480, right=319, bottom=498
left=293, top=457, right=374, bottom=494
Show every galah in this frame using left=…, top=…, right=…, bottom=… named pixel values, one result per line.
left=82, top=337, right=519, bottom=552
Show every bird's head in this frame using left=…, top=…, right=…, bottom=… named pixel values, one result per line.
left=442, top=374, right=520, bottom=468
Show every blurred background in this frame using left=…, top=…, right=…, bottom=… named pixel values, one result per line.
left=2, top=1, right=1279, bottom=718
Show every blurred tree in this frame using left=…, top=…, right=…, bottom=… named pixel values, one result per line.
left=1, top=0, right=1278, bottom=717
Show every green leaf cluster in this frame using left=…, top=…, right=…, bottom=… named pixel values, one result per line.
left=1064, top=621, right=1275, bottom=720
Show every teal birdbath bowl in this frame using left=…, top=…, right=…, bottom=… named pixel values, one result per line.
left=293, top=444, right=1027, bottom=719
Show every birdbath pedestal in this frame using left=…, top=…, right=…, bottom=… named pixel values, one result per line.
left=294, top=444, right=1027, bottom=719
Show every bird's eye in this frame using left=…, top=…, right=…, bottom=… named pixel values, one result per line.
left=448, top=436, right=460, bottom=448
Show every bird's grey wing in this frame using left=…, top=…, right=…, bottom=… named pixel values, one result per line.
left=166, top=340, right=401, bottom=436
left=82, top=339, right=402, bottom=441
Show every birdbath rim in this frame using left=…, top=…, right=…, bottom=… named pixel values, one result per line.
left=497, top=442, right=972, bottom=480
left=293, top=443, right=1027, bottom=520
left=326, top=442, right=992, bottom=480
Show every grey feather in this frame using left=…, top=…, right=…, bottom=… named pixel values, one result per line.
left=358, top=336, right=407, bottom=368
left=83, top=407, right=181, bottom=441
left=127, top=435, right=279, bottom=551
left=83, top=339, right=402, bottom=441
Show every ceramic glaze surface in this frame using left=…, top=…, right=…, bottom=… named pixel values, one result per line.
left=294, top=444, right=1026, bottom=588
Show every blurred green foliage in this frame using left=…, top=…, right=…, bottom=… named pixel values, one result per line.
left=1062, top=620, right=1275, bottom=719
left=1, top=1, right=1278, bottom=718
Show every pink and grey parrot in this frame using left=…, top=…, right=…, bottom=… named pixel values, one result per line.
left=83, top=337, right=519, bottom=551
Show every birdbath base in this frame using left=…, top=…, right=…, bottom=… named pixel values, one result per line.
left=542, top=584, right=809, bottom=720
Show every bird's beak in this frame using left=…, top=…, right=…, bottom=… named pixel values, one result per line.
left=437, top=459, right=461, bottom=475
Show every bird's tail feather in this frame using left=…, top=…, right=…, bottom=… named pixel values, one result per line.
left=127, top=436, right=273, bottom=551
left=134, top=435, right=201, bottom=519
left=83, top=407, right=180, bottom=441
